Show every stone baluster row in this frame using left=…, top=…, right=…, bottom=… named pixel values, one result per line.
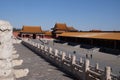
left=25, top=40, right=113, bottom=80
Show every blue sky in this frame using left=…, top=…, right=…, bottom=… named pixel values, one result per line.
left=0, top=0, right=120, bottom=31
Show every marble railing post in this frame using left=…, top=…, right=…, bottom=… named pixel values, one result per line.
left=41, top=45, right=44, bottom=50
left=0, top=20, right=29, bottom=80
left=54, top=49, right=58, bottom=57
left=44, top=46, right=47, bottom=52
left=83, top=59, right=90, bottom=80
left=95, top=63, right=99, bottom=70
left=71, top=54, right=76, bottom=74
left=32, top=42, right=35, bottom=46
left=71, top=55, right=76, bottom=65
left=104, top=66, right=111, bottom=80
left=79, top=57, right=83, bottom=64
left=34, top=43, right=37, bottom=47
left=0, top=20, right=14, bottom=80
left=48, top=47, right=52, bottom=54
left=37, top=43, right=40, bottom=48
left=68, top=54, right=71, bottom=59
left=61, top=52, right=66, bottom=61
left=61, top=52, right=66, bottom=68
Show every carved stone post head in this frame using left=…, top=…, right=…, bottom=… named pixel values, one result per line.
left=0, top=20, right=13, bottom=59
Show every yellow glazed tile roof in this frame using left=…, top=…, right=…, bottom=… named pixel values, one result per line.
left=59, top=32, right=120, bottom=40
left=21, top=26, right=43, bottom=33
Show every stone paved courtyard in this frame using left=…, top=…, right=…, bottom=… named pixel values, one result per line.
left=14, top=43, right=74, bottom=80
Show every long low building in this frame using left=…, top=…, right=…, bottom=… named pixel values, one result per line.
left=58, top=32, right=120, bottom=54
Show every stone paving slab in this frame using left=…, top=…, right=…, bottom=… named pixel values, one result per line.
left=14, top=44, right=74, bottom=80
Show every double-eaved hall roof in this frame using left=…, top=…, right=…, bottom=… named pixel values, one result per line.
left=53, top=23, right=68, bottom=31
left=21, top=26, right=43, bottom=33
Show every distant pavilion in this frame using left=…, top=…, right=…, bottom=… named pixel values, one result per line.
left=19, top=26, right=44, bottom=39
left=52, top=23, right=78, bottom=38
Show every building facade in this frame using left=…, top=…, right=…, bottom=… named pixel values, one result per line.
left=58, top=32, right=120, bottom=55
